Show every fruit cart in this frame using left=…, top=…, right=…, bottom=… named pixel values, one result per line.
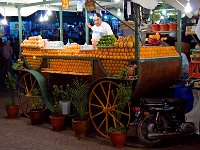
left=15, top=32, right=180, bottom=138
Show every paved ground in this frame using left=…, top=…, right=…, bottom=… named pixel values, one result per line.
left=1, top=85, right=200, bottom=150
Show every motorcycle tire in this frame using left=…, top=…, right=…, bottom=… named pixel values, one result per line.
left=137, top=114, right=169, bottom=147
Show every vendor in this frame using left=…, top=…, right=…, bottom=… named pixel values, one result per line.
left=87, top=13, right=113, bottom=42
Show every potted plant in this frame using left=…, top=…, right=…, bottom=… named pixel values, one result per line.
left=4, top=72, right=19, bottom=118
left=107, top=82, right=132, bottom=147
left=29, top=88, right=45, bottom=125
left=49, top=102, right=65, bottom=131
left=107, top=126, right=127, bottom=147
left=71, top=78, right=90, bottom=138
left=52, top=85, right=71, bottom=115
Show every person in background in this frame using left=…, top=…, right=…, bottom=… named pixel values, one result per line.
left=87, top=13, right=113, bottom=45
left=2, top=40, right=13, bottom=75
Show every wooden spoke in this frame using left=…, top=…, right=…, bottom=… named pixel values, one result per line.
left=97, top=116, right=106, bottom=130
left=108, top=112, right=124, bottom=127
left=91, top=111, right=104, bottom=119
left=106, top=113, right=108, bottom=131
left=23, top=77, right=29, bottom=93
left=100, top=83, right=108, bottom=100
left=90, top=103, right=103, bottom=108
left=106, top=82, right=111, bottom=108
left=117, top=110, right=130, bottom=117
left=30, top=74, right=33, bottom=86
left=92, top=91, right=105, bottom=108
left=31, top=79, right=37, bottom=91
left=112, top=93, right=119, bottom=107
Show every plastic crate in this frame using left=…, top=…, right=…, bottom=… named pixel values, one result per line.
left=189, top=61, right=200, bottom=78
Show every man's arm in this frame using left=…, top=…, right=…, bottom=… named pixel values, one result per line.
left=87, top=23, right=93, bottom=29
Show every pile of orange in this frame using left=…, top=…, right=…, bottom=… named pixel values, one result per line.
left=101, top=60, right=129, bottom=76
left=25, top=56, right=43, bottom=69
left=22, top=48, right=43, bottom=56
left=49, top=59, right=92, bottom=74
left=140, top=46, right=179, bottom=58
left=21, top=36, right=43, bottom=48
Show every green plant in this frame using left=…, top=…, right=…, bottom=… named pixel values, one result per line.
left=70, top=78, right=89, bottom=118
left=106, top=126, right=127, bottom=133
left=30, top=88, right=44, bottom=110
left=4, top=72, right=17, bottom=107
left=12, top=59, right=24, bottom=69
left=52, top=85, right=71, bottom=102
left=52, top=102, right=62, bottom=116
left=119, top=68, right=128, bottom=79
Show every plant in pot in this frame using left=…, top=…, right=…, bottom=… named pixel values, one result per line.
left=49, top=102, right=65, bottom=131
left=52, top=85, right=71, bottom=115
left=71, top=78, right=90, bottom=138
left=4, top=72, right=19, bottom=118
left=107, top=82, right=132, bottom=147
left=29, top=88, right=45, bottom=125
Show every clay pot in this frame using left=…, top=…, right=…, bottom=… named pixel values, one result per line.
left=109, top=132, right=127, bottom=147
left=159, top=24, right=169, bottom=31
left=151, top=24, right=160, bottom=32
left=49, top=115, right=65, bottom=131
left=169, top=23, right=177, bottom=31
left=29, top=109, right=45, bottom=125
left=72, top=117, right=90, bottom=138
left=6, top=105, right=19, bottom=118
left=127, top=64, right=137, bottom=76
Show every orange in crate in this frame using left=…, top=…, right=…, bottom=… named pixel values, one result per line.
left=189, top=61, right=200, bottom=78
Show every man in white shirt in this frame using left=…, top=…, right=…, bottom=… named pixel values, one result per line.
left=87, top=13, right=113, bottom=42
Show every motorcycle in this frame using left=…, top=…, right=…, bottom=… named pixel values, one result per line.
left=134, top=79, right=200, bottom=147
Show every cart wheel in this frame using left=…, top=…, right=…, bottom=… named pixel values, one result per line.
left=89, top=80, right=131, bottom=138
left=18, top=73, right=45, bottom=117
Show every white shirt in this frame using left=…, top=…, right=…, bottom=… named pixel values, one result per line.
left=91, top=22, right=113, bottom=41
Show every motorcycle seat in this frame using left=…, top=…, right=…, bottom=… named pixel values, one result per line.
left=142, top=98, right=165, bottom=104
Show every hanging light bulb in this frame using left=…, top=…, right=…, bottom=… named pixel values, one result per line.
left=117, top=8, right=121, bottom=16
left=47, top=10, right=52, bottom=16
left=44, top=14, right=48, bottom=21
left=115, top=0, right=120, bottom=3
left=1, top=17, right=7, bottom=25
left=39, top=14, right=44, bottom=22
left=184, top=0, right=192, bottom=13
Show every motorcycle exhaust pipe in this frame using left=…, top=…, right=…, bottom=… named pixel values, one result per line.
left=148, top=132, right=181, bottom=139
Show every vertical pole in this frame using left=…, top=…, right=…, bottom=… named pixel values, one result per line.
left=135, top=4, right=140, bottom=61
left=59, top=7, right=63, bottom=42
left=177, top=10, right=182, bottom=77
left=177, top=10, right=182, bottom=55
left=85, top=9, right=89, bottom=44
left=18, top=6, right=22, bottom=57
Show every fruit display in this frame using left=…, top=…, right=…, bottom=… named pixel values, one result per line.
left=97, top=35, right=117, bottom=46
left=113, top=35, right=135, bottom=48
left=20, top=35, right=44, bottom=48
left=24, top=56, right=43, bottom=69
left=42, top=59, right=92, bottom=75
left=140, top=46, right=179, bottom=58
left=101, top=60, right=129, bottom=76
left=147, top=32, right=167, bottom=46
left=22, top=48, right=43, bottom=56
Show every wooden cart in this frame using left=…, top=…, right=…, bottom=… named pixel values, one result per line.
left=16, top=44, right=180, bottom=138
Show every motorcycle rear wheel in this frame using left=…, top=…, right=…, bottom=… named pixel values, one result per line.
left=137, top=114, right=168, bottom=147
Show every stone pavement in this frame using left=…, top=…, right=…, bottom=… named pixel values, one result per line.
left=1, top=86, right=200, bottom=150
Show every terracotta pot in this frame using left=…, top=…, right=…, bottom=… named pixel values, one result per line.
left=159, top=24, right=169, bottom=31
left=6, top=105, right=19, bottom=118
left=29, top=109, right=45, bottom=125
left=72, top=117, right=90, bottom=138
left=127, top=64, right=137, bottom=76
left=169, top=23, right=177, bottom=31
left=151, top=24, right=160, bottom=32
left=49, top=115, right=65, bottom=131
left=109, top=132, right=127, bottom=147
